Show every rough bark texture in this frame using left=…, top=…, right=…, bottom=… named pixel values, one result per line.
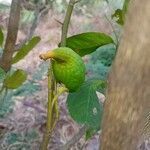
left=100, top=0, right=150, bottom=150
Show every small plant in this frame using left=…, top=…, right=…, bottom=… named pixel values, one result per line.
left=0, top=0, right=42, bottom=115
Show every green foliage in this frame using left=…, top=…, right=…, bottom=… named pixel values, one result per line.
left=65, top=32, right=114, bottom=56
left=4, top=69, right=27, bottom=89
left=112, top=0, right=130, bottom=25
left=6, top=130, right=38, bottom=144
left=86, top=44, right=116, bottom=80
left=91, top=44, right=116, bottom=67
left=0, top=28, right=4, bottom=47
left=6, top=133, right=21, bottom=145
left=0, top=34, right=41, bottom=117
left=112, top=9, right=124, bottom=25
left=67, top=80, right=106, bottom=130
left=0, top=0, right=122, bottom=146
left=0, top=91, right=14, bottom=117
left=12, top=36, right=41, bottom=64
left=0, top=81, right=41, bottom=118
left=4, top=129, right=39, bottom=149
left=85, top=128, right=97, bottom=140
left=0, top=62, right=43, bottom=117
left=0, top=67, right=6, bottom=82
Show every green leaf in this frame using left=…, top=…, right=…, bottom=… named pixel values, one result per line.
left=0, top=67, right=6, bottom=82
left=12, top=36, right=41, bottom=64
left=112, top=0, right=130, bottom=26
left=67, top=80, right=106, bottom=130
left=0, top=28, right=4, bottom=47
left=85, top=128, right=97, bottom=140
left=112, top=9, right=124, bottom=25
left=4, top=69, right=27, bottom=89
left=64, top=32, right=114, bottom=56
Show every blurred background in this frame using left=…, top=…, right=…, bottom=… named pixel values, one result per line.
left=0, top=0, right=124, bottom=149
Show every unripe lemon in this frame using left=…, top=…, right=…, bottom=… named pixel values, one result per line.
left=40, top=47, right=86, bottom=92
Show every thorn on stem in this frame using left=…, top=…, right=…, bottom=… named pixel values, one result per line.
left=54, top=18, right=63, bottom=25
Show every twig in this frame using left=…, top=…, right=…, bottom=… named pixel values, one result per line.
left=14, top=8, right=39, bottom=50
left=0, top=0, right=21, bottom=72
left=0, top=85, right=4, bottom=95
left=22, top=0, right=48, bottom=12
left=104, top=14, right=119, bottom=48
left=60, top=0, right=77, bottom=47
left=45, top=0, right=49, bottom=5
left=54, top=18, right=63, bottom=25
left=59, top=1, right=88, bottom=148
left=51, top=87, right=68, bottom=131
left=61, top=125, right=87, bottom=150
left=52, top=87, right=68, bottom=108
left=0, top=84, right=8, bottom=106
left=104, top=0, right=122, bottom=49
left=15, top=3, right=48, bottom=51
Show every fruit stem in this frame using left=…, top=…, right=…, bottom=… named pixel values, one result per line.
left=39, top=51, right=54, bottom=61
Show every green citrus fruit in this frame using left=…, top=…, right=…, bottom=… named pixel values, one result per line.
left=40, top=47, right=86, bottom=92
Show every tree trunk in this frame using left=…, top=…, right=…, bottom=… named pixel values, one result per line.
left=100, top=0, right=150, bottom=150
left=0, top=0, right=20, bottom=72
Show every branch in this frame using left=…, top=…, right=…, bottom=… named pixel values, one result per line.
left=0, top=0, right=21, bottom=72
left=21, top=0, right=36, bottom=11
left=104, top=14, right=119, bottom=48
left=40, top=64, right=54, bottom=150
left=14, top=7, right=40, bottom=50
left=104, top=0, right=119, bottom=48
left=59, top=1, right=86, bottom=149
left=15, top=3, right=49, bottom=51
left=21, top=0, right=48, bottom=11
left=60, top=0, right=77, bottom=47
left=60, top=125, right=87, bottom=150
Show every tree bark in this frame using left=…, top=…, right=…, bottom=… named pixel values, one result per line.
left=100, top=0, right=150, bottom=150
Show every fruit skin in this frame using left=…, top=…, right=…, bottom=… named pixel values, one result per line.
left=40, top=47, right=86, bottom=92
